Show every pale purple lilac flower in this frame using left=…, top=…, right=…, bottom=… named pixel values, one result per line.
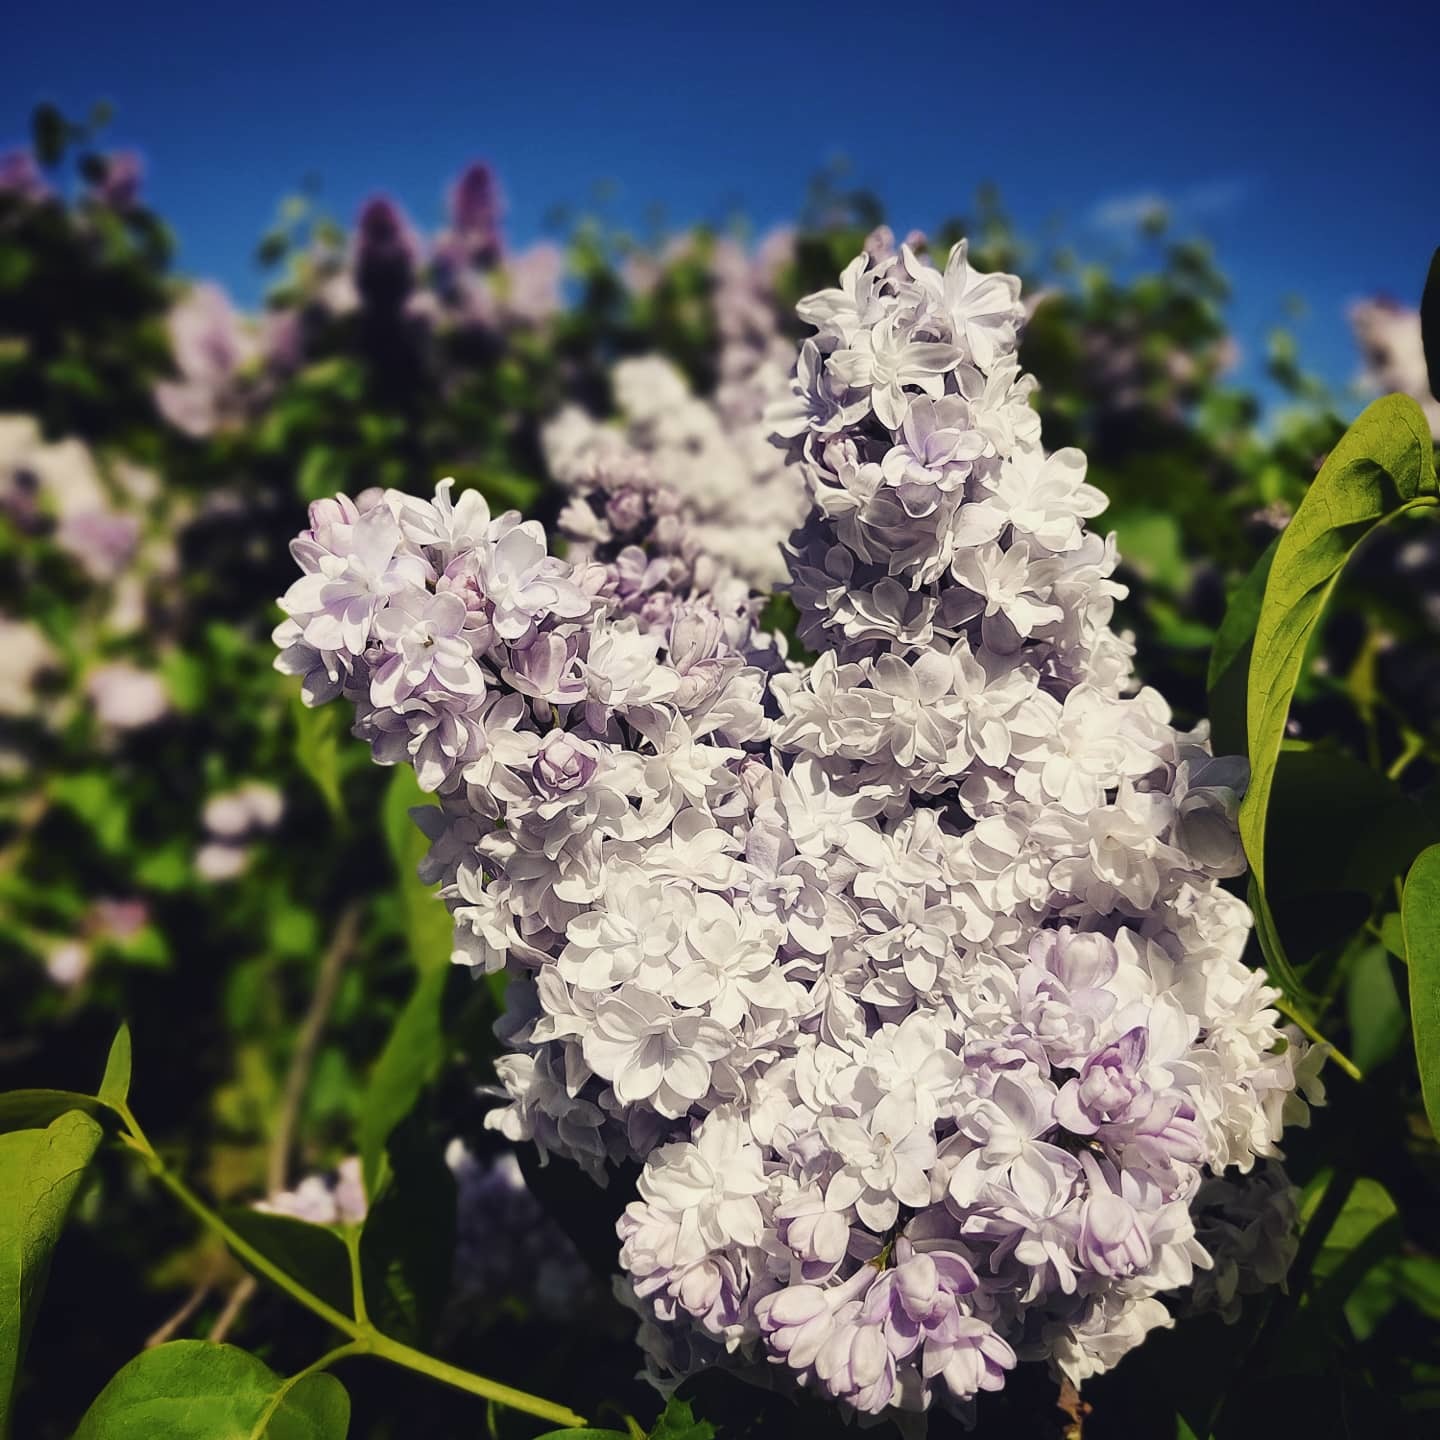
left=276, top=239, right=1317, bottom=1425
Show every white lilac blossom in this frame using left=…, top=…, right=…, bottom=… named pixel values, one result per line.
left=153, top=284, right=265, bottom=438
left=277, top=238, right=1315, bottom=1427
left=544, top=350, right=806, bottom=591
left=0, top=617, right=56, bottom=718
left=1350, top=297, right=1440, bottom=442
left=1, top=416, right=141, bottom=579
left=257, top=1157, right=369, bottom=1226
left=86, top=660, right=169, bottom=731
left=196, top=781, right=286, bottom=882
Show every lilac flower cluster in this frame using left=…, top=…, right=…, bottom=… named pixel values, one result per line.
left=277, top=239, right=1317, bottom=1425
left=545, top=349, right=805, bottom=591
left=446, top=1142, right=599, bottom=1323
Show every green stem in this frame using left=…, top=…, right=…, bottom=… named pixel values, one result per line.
left=367, top=1332, right=587, bottom=1422
left=252, top=1342, right=367, bottom=1436
left=1273, top=1000, right=1362, bottom=1082
left=340, top=1223, right=369, bottom=1328
left=1387, top=731, right=1427, bottom=782
left=116, top=1106, right=587, bottom=1429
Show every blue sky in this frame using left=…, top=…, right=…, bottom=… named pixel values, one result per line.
left=10, top=1, right=1439, bottom=401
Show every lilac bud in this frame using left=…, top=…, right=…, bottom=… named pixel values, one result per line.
left=448, top=161, right=503, bottom=265
left=605, top=487, right=648, bottom=535
left=815, top=1306, right=895, bottom=1414
left=504, top=630, right=585, bottom=704
left=91, top=151, right=143, bottom=211
left=756, top=1283, right=835, bottom=1370
left=1056, top=1028, right=1152, bottom=1135
left=667, top=603, right=726, bottom=672
left=0, top=149, right=50, bottom=202
left=354, top=197, right=421, bottom=311
left=1078, top=1156, right=1153, bottom=1277
left=533, top=730, right=599, bottom=797
left=1030, top=927, right=1118, bottom=991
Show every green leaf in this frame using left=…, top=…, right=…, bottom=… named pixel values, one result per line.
left=1379, top=911, right=1408, bottom=963
left=382, top=768, right=451, bottom=974
left=98, top=1024, right=132, bottom=1109
left=358, top=966, right=451, bottom=1196
left=1401, top=844, right=1440, bottom=1135
left=1260, top=748, right=1437, bottom=974
left=1422, top=247, right=1440, bottom=402
left=292, top=695, right=345, bottom=820
left=648, top=1396, right=715, bottom=1440
left=49, top=771, right=131, bottom=857
left=1240, top=394, right=1438, bottom=896
left=1346, top=945, right=1406, bottom=1075
left=1113, top=507, right=1189, bottom=591
left=358, top=1119, right=456, bottom=1345
left=1247, top=876, right=1308, bottom=1010
left=221, top=1209, right=353, bottom=1318
left=0, top=1090, right=110, bottom=1135
left=1304, top=1173, right=1401, bottom=1300
left=534, top=1432, right=628, bottom=1440
left=71, top=1340, right=349, bottom=1439
left=0, top=1110, right=103, bottom=1425
left=1206, top=536, right=1278, bottom=758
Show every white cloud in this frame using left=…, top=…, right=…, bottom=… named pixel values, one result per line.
left=1087, top=178, right=1251, bottom=235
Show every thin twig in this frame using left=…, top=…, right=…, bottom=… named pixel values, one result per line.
left=208, top=1274, right=257, bottom=1342
left=145, top=1272, right=215, bottom=1348
left=210, top=901, right=363, bottom=1344
left=269, top=902, right=363, bottom=1193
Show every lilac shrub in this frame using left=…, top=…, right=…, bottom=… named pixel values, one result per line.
left=275, top=237, right=1319, bottom=1425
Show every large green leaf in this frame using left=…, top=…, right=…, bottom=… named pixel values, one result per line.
left=71, top=1340, right=349, bottom=1439
left=1401, top=844, right=1440, bottom=1135
left=382, top=767, right=452, bottom=974
left=358, top=966, right=452, bottom=1196
left=0, top=1110, right=103, bottom=1429
left=1240, top=394, right=1438, bottom=895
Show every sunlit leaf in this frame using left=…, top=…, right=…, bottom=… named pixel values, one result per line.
left=0, top=1110, right=103, bottom=1420
left=1401, top=844, right=1440, bottom=1134
left=71, top=1340, right=349, bottom=1438
left=1240, top=394, right=1438, bottom=897
left=98, top=1023, right=132, bottom=1109
left=0, top=1090, right=110, bottom=1135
